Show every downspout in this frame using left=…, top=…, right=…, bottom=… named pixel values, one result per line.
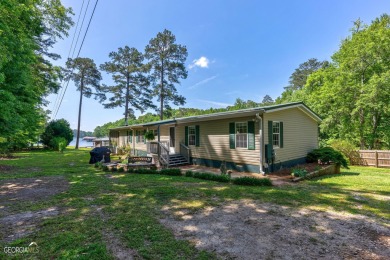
left=256, top=113, right=265, bottom=175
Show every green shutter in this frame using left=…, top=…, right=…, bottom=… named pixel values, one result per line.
left=280, top=122, right=284, bottom=148
left=195, top=125, right=200, bottom=147
left=229, top=122, right=235, bottom=149
left=268, top=121, right=273, bottom=147
left=136, top=130, right=140, bottom=143
left=185, top=126, right=188, bottom=146
left=129, top=130, right=133, bottom=143
left=143, top=130, right=146, bottom=144
left=248, top=121, right=255, bottom=150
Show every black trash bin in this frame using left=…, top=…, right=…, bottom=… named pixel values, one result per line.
left=89, top=147, right=111, bottom=164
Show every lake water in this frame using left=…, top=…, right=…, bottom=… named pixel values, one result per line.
left=68, top=138, right=94, bottom=148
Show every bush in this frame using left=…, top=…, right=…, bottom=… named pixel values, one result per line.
left=192, top=172, right=230, bottom=183
left=111, top=167, right=117, bottom=172
left=291, top=168, right=308, bottom=178
left=102, top=165, right=109, bottom=171
left=328, top=139, right=360, bottom=165
left=232, top=176, right=272, bottom=186
left=185, top=170, right=194, bottom=177
left=136, top=168, right=158, bottom=174
left=159, top=168, right=182, bottom=176
left=41, top=119, right=73, bottom=149
left=307, top=147, right=349, bottom=168
left=49, top=137, right=67, bottom=152
left=118, top=167, right=124, bottom=172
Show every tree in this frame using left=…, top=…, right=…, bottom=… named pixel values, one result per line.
left=145, top=29, right=188, bottom=120
left=286, top=58, right=329, bottom=91
left=100, top=46, right=155, bottom=125
left=0, top=0, right=72, bottom=153
left=41, top=119, right=73, bottom=149
left=286, top=15, right=390, bottom=149
left=261, top=95, right=274, bottom=105
left=65, top=58, right=102, bottom=149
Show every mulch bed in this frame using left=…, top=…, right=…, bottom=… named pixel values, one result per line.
left=269, top=163, right=327, bottom=180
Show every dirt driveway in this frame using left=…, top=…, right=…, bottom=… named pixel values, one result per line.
left=160, top=199, right=390, bottom=260
left=0, top=176, right=68, bottom=242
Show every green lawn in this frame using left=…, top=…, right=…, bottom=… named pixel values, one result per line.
left=0, top=149, right=389, bottom=259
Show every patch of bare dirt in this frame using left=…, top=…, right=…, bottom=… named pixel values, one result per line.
left=0, top=176, right=69, bottom=203
left=160, top=200, right=390, bottom=260
left=92, top=205, right=142, bottom=260
left=0, top=207, right=59, bottom=242
left=0, top=164, right=17, bottom=173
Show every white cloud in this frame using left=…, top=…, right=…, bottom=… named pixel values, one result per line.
left=189, top=56, right=210, bottom=69
left=188, top=75, right=218, bottom=89
left=197, top=99, right=232, bottom=108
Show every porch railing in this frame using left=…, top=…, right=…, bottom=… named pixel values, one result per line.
left=147, top=142, right=159, bottom=154
left=180, top=143, right=190, bottom=164
left=159, top=142, right=170, bottom=167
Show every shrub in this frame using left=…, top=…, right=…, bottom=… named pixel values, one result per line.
left=328, top=139, right=360, bottom=165
left=185, top=170, right=194, bottom=177
left=291, top=168, right=308, bottom=178
left=111, top=167, right=117, bottom=172
left=49, top=137, right=67, bottom=152
left=102, top=165, right=109, bottom=171
left=192, top=172, right=230, bottom=183
left=118, top=167, right=124, bottom=172
left=159, top=168, right=182, bottom=176
left=94, top=162, right=102, bottom=168
left=136, top=168, right=158, bottom=174
left=232, top=176, right=272, bottom=186
left=307, top=147, right=349, bottom=168
left=41, top=119, right=73, bottom=149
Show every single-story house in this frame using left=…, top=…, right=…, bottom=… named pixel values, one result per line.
left=109, top=102, right=321, bottom=173
left=93, top=137, right=110, bottom=147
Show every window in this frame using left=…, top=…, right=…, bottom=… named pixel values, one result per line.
left=139, top=131, right=145, bottom=143
left=272, top=122, right=280, bottom=147
left=188, top=126, right=196, bottom=146
left=235, top=122, right=248, bottom=148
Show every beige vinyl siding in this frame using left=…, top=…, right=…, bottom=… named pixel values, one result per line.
left=175, top=116, right=260, bottom=165
left=263, top=107, right=318, bottom=163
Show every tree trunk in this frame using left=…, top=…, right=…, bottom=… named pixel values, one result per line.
left=124, top=75, right=130, bottom=126
left=160, top=61, right=164, bottom=120
left=75, top=78, right=84, bottom=149
left=371, top=111, right=380, bottom=149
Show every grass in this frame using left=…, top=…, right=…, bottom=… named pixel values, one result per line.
left=0, top=149, right=389, bottom=259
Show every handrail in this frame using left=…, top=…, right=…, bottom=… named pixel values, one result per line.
left=159, top=142, right=170, bottom=167
left=180, top=143, right=190, bottom=164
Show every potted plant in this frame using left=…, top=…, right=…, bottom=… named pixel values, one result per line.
left=144, top=130, right=155, bottom=141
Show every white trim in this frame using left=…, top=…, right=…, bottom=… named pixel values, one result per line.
left=188, top=125, right=196, bottom=146
left=235, top=122, right=248, bottom=149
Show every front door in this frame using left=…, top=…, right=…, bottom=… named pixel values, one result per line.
left=169, top=127, right=175, bottom=153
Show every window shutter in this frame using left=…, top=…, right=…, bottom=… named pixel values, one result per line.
left=143, top=130, right=146, bottom=144
left=268, top=121, right=273, bottom=147
left=280, top=122, right=284, bottom=148
left=248, top=121, right=255, bottom=150
left=126, top=131, right=129, bottom=144
left=229, top=122, right=235, bottom=149
left=185, top=126, right=188, bottom=146
left=129, top=130, right=133, bottom=143
left=136, top=130, right=140, bottom=143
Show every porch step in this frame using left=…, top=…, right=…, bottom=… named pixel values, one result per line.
left=168, top=154, right=189, bottom=167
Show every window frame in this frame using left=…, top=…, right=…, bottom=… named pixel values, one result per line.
left=272, top=121, right=280, bottom=149
left=235, top=122, right=248, bottom=149
left=188, top=125, right=196, bottom=146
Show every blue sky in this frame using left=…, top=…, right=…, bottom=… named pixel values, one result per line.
left=48, top=0, right=390, bottom=132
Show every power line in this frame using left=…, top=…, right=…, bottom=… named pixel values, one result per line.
left=51, top=0, right=86, bottom=116
left=53, top=0, right=99, bottom=119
